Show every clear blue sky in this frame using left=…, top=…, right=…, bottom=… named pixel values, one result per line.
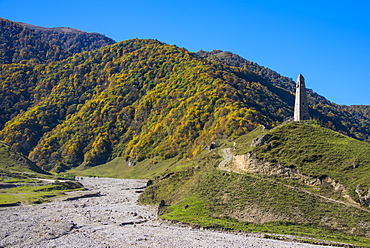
left=1, top=0, right=369, bottom=105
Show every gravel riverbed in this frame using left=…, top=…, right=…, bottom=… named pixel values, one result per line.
left=0, top=177, right=335, bottom=247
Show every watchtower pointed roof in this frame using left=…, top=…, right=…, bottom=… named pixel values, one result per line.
left=297, top=74, right=304, bottom=85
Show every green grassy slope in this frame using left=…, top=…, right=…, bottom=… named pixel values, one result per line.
left=67, top=156, right=181, bottom=179
left=139, top=122, right=370, bottom=246
left=0, top=181, right=84, bottom=205
left=252, top=121, right=370, bottom=201
left=0, top=140, right=84, bottom=205
left=0, top=140, right=46, bottom=174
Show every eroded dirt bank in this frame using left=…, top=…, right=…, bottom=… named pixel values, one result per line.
left=0, top=177, right=334, bottom=247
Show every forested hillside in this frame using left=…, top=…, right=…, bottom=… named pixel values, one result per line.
left=0, top=18, right=115, bottom=64
left=0, top=39, right=294, bottom=172
left=0, top=20, right=369, bottom=173
left=197, top=50, right=370, bottom=142
left=341, top=105, right=370, bottom=127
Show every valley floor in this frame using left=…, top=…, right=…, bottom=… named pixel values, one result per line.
left=0, top=177, right=335, bottom=247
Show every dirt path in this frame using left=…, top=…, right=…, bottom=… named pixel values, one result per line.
left=0, top=177, right=334, bottom=247
left=218, top=148, right=233, bottom=172
left=282, top=182, right=370, bottom=213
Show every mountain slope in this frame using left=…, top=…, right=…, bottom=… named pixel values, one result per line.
left=247, top=121, right=370, bottom=202
left=0, top=18, right=115, bottom=64
left=139, top=122, right=370, bottom=246
left=197, top=50, right=370, bottom=142
left=0, top=140, right=46, bottom=174
left=0, top=37, right=369, bottom=172
left=341, top=105, right=370, bottom=139
left=0, top=39, right=293, bottom=171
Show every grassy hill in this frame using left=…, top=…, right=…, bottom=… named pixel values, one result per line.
left=0, top=140, right=85, bottom=206
left=0, top=140, right=46, bottom=175
left=250, top=121, right=370, bottom=201
left=138, top=121, right=370, bottom=246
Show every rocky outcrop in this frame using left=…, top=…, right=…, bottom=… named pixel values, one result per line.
left=231, top=152, right=353, bottom=201
left=356, top=185, right=370, bottom=207
left=232, top=152, right=297, bottom=178
left=250, top=134, right=270, bottom=147
left=128, top=158, right=136, bottom=166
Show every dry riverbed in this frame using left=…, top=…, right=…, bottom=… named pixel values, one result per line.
left=0, top=177, right=335, bottom=247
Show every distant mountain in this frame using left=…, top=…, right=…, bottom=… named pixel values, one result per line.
left=0, top=18, right=115, bottom=64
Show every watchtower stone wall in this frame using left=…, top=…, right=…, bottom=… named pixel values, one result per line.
left=294, top=74, right=310, bottom=121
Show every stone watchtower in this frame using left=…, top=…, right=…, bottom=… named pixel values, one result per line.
left=294, top=74, right=310, bottom=121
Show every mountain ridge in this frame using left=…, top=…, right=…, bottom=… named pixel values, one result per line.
left=0, top=18, right=115, bottom=64
left=16, top=22, right=86, bottom=33
left=197, top=50, right=370, bottom=141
